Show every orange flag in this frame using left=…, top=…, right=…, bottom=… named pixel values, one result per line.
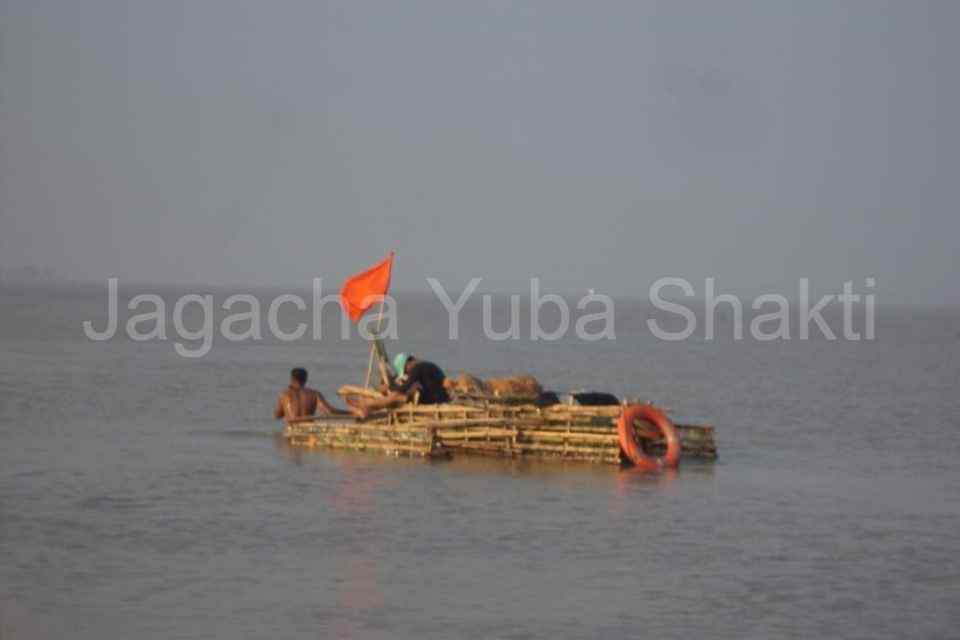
left=340, top=252, right=394, bottom=323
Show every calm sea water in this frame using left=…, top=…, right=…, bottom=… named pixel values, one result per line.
left=1, top=283, right=959, bottom=639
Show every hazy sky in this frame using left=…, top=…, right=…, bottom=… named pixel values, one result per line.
left=1, top=1, right=956, bottom=301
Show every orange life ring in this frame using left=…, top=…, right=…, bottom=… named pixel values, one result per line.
left=617, top=405, right=681, bottom=471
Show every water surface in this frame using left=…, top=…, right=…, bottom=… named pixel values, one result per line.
left=1, top=284, right=958, bottom=638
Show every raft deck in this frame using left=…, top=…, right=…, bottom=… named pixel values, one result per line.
left=283, top=402, right=717, bottom=466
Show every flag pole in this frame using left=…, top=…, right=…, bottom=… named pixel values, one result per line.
left=363, top=297, right=386, bottom=389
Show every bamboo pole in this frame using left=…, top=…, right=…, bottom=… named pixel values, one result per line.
left=363, top=298, right=387, bottom=389
left=288, top=438, right=439, bottom=456
left=286, top=422, right=434, bottom=436
left=284, top=413, right=358, bottom=425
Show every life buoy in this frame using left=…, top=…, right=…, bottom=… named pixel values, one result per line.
left=617, top=405, right=681, bottom=471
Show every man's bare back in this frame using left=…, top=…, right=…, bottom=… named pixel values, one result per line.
left=274, top=387, right=326, bottom=420
left=274, top=368, right=351, bottom=422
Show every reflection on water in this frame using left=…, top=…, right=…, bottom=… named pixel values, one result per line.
left=273, top=433, right=702, bottom=489
left=329, top=456, right=385, bottom=639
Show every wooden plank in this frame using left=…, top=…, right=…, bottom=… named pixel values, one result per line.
left=287, top=437, right=441, bottom=456
left=286, top=422, right=433, bottom=435
left=285, top=413, right=358, bottom=424
left=520, top=430, right=618, bottom=443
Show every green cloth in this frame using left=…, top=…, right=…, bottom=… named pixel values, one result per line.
left=393, top=352, right=410, bottom=377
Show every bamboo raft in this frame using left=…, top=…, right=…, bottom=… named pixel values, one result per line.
left=283, top=398, right=717, bottom=467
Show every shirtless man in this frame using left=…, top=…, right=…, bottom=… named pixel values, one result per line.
left=274, top=368, right=351, bottom=422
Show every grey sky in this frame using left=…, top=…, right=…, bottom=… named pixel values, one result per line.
left=1, top=1, right=956, bottom=301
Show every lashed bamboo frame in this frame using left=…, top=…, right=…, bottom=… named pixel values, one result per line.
left=283, top=400, right=717, bottom=465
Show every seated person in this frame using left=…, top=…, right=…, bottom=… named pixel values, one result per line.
left=274, top=367, right=351, bottom=422
left=349, top=353, right=449, bottom=419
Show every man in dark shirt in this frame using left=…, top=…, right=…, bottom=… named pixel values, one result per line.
left=348, top=352, right=449, bottom=418
left=393, top=354, right=450, bottom=405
